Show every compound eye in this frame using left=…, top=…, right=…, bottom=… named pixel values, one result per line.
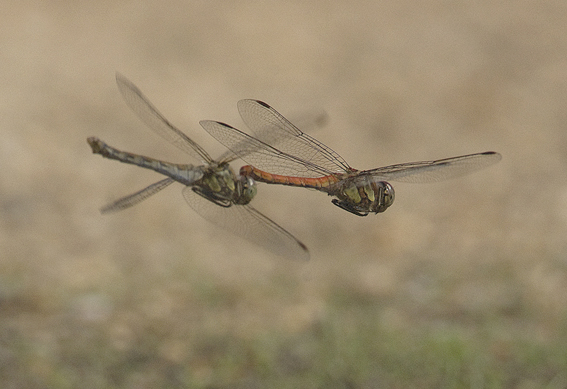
left=244, top=176, right=257, bottom=197
left=384, top=183, right=395, bottom=204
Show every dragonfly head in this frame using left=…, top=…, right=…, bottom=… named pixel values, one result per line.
left=234, top=176, right=257, bottom=205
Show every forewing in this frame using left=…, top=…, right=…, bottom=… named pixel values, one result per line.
left=116, top=73, right=213, bottom=164
left=182, top=186, right=310, bottom=261
left=361, top=151, right=502, bottom=183
left=100, top=178, right=175, bottom=213
left=216, top=106, right=328, bottom=163
left=201, top=120, right=334, bottom=178
left=236, top=99, right=350, bottom=173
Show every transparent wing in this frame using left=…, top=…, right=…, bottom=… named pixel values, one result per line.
left=237, top=99, right=350, bottom=173
left=182, top=186, right=309, bottom=261
left=360, top=151, right=502, bottom=183
left=211, top=100, right=348, bottom=174
left=201, top=120, right=338, bottom=178
left=116, top=73, right=214, bottom=164
left=100, top=178, right=175, bottom=213
left=216, top=106, right=328, bottom=163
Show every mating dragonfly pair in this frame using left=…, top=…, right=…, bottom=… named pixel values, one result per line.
left=88, top=74, right=501, bottom=260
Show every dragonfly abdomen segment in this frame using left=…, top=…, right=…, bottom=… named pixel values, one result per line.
left=87, top=137, right=204, bottom=186
left=240, top=165, right=339, bottom=189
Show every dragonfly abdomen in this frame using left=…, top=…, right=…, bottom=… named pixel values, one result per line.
left=240, top=165, right=338, bottom=189
left=87, top=137, right=204, bottom=186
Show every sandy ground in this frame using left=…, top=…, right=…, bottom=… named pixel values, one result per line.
left=1, top=0, right=567, bottom=385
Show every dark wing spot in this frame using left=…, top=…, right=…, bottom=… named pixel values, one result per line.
left=217, top=121, right=238, bottom=129
left=255, top=100, right=271, bottom=108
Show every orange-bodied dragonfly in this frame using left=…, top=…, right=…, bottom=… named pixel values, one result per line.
left=200, top=100, right=501, bottom=216
left=87, top=74, right=309, bottom=260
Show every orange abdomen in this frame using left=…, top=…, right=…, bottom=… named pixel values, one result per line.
left=240, top=165, right=339, bottom=189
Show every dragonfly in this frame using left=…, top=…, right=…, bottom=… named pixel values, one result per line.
left=199, top=100, right=502, bottom=216
left=87, top=74, right=309, bottom=260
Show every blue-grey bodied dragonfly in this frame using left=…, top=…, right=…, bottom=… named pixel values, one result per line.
left=88, top=74, right=309, bottom=260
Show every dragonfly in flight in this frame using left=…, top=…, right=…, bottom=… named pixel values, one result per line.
left=87, top=74, right=309, bottom=260
left=200, top=100, right=501, bottom=216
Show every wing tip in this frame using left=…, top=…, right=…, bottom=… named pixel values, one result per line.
left=297, top=243, right=311, bottom=261
left=200, top=120, right=238, bottom=130
left=479, top=151, right=502, bottom=165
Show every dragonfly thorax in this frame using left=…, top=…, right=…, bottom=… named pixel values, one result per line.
left=192, top=163, right=251, bottom=207
left=331, top=178, right=395, bottom=216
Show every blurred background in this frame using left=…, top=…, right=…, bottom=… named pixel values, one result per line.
left=2, top=1, right=567, bottom=387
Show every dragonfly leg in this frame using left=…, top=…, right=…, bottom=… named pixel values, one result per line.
left=191, top=187, right=232, bottom=208
left=331, top=199, right=369, bottom=217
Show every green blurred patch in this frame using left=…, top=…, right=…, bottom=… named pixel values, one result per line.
left=2, top=279, right=567, bottom=389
